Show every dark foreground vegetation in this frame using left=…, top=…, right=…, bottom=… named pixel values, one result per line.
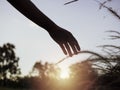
left=1, top=0, right=120, bottom=90
left=0, top=31, right=120, bottom=90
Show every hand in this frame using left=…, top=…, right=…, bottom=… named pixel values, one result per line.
left=48, top=26, right=80, bottom=57
left=7, top=0, right=80, bottom=56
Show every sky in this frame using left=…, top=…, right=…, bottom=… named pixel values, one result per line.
left=0, top=0, right=120, bottom=75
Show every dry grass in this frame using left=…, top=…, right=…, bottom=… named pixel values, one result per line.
left=0, top=87, right=30, bottom=90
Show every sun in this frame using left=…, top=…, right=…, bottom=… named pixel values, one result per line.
left=60, top=68, right=70, bottom=79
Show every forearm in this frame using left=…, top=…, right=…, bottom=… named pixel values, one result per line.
left=7, top=0, right=57, bottom=32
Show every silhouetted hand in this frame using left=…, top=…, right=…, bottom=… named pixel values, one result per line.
left=48, top=26, right=80, bottom=57
left=7, top=0, right=80, bottom=57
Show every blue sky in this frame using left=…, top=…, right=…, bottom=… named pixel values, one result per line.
left=0, top=0, right=120, bottom=75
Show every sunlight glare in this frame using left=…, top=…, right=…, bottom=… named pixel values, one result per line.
left=60, top=68, right=70, bottom=79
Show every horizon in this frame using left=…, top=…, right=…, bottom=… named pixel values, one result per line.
left=0, top=0, right=120, bottom=75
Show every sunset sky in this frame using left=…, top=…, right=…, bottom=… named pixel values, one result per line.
left=0, top=0, right=120, bottom=75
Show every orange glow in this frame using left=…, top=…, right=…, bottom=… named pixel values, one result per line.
left=60, top=71, right=69, bottom=79
left=60, top=67, right=70, bottom=79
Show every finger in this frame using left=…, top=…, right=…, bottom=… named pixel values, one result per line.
left=64, top=42, right=72, bottom=57
left=69, top=42, right=78, bottom=55
left=69, top=34, right=80, bottom=51
left=72, top=37, right=80, bottom=51
left=59, top=43, right=67, bottom=55
left=75, top=40, right=80, bottom=51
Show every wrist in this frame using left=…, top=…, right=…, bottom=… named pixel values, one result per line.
left=46, top=24, right=59, bottom=33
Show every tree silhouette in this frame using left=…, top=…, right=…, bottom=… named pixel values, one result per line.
left=0, top=43, right=21, bottom=86
left=32, top=61, right=60, bottom=79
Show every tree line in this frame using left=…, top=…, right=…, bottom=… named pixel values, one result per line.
left=0, top=0, right=120, bottom=90
left=0, top=30, right=120, bottom=90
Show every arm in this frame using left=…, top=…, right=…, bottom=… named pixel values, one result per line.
left=7, top=0, right=80, bottom=56
left=7, top=0, right=56, bottom=31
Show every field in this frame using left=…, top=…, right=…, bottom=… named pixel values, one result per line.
left=0, top=87, right=30, bottom=90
